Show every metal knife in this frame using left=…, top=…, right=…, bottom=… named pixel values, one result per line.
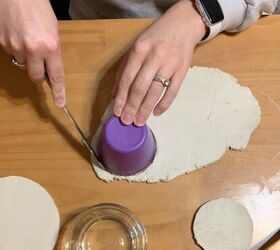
left=44, top=74, right=104, bottom=170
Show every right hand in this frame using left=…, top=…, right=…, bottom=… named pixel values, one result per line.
left=0, top=0, right=66, bottom=107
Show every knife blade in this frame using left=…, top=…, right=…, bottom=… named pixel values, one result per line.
left=44, top=74, right=104, bottom=170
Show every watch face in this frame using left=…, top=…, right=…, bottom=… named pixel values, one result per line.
left=199, top=0, right=224, bottom=24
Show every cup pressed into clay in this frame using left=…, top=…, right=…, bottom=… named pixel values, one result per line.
left=97, top=116, right=156, bottom=176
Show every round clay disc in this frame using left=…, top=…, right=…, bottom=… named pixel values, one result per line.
left=0, top=176, right=60, bottom=250
left=193, top=198, right=253, bottom=250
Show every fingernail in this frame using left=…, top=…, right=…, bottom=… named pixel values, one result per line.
left=121, top=113, right=132, bottom=125
left=135, top=115, right=145, bottom=126
left=114, top=106, right=122, bottom=117
left=153, top=109, right=161, bottom=116
left=55, top=98, right=65, bottom=107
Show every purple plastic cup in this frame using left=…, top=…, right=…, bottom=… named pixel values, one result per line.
left=97, top=116, right=157, bottom=176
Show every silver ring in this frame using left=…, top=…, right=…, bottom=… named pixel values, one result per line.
left=11, top=56, right=26, bottom=68
left=153, top=75, right=170, bottom=87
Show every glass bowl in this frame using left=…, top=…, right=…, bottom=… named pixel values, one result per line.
left=58, top=203, right=148, bottom=250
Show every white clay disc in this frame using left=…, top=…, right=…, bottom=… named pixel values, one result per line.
left=0, top=176, right=60, bottom=250
left=193, top=198, right=253, bottom=250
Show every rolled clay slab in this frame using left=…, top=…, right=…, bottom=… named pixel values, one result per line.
left=92, top=66, right=261, bottom=183
left=0, top=176, right=60, bottom=250
left=193, top=198, right=253, bottom=250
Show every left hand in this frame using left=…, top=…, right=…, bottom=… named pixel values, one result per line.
left=113, top=0, right=206, bottom=126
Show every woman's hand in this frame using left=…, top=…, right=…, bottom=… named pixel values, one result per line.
left=113, top=0, right=206, bottom=126
left=0, top=0, right=65, bottom=107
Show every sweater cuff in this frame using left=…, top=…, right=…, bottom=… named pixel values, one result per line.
left=201, top=0, right=246, bottom=42
left=218, top=0, right=247, bottom=31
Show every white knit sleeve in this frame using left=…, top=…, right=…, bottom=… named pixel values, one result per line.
left=222, top=0, right=278, bottom=32
left=204, top=0, right=278, bottom=41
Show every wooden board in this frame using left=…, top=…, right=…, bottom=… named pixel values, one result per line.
left=0, top=17, right=279, bottom=249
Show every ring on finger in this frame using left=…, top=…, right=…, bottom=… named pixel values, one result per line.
left=153, top=74, right=170, bottom=88
left=11, top=56, right=26, bottom=68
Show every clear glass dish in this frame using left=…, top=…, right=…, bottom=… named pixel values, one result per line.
left=58, top=203, right=148, bottom=250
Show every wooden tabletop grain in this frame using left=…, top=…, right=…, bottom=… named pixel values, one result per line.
left=0, top=17, right=279, bottom=250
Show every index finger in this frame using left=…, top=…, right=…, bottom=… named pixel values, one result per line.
left=113, top=46, right=146, bottom=117
left=45, top=46, right=66, bottom=107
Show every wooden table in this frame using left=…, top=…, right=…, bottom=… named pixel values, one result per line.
left=0, top=17, right=279, bottom=250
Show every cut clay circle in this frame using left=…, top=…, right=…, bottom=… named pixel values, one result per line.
left=193, top=198, right=253, bottom=250
left=0, top=176, right=60, bottom=250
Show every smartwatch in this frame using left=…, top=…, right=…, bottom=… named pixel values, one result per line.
left=194, top=0, right=224, bottom=41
